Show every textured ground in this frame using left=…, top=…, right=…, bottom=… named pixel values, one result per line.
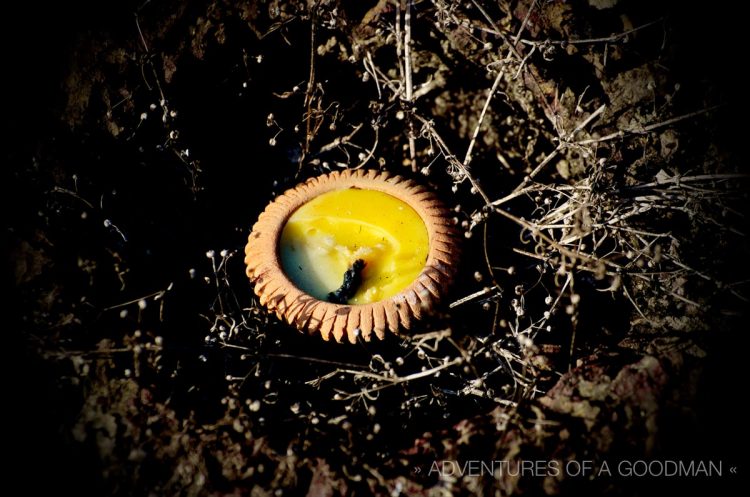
left=6, top=0, right=746, bottom=495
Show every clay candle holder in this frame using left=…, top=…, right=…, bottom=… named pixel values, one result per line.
left=245, top=169, right=459, bottom=343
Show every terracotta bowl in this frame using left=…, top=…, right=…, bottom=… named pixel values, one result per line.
left=244, top=169, right=459, bottom=343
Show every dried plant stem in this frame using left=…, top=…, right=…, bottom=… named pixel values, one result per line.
left=334, top=358, right=464, bottom=400
left=403, top=0, right=417, bottom=172
left=302, top=2, right=320, bottom=161
left=576, top=105, right=722, bottom=145
left=463, top=68, right=505, bottom=168
left=518, top=17, right=664, bottom=46
left=462, top=0, right=538, bottom=191
left=414, top=113, right=492, bottom=204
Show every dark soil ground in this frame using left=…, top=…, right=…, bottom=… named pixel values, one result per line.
left=5, top=1, right=748, bottom=495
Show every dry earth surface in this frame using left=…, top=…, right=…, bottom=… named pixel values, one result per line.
left=5, top=0, right=747, bottom=495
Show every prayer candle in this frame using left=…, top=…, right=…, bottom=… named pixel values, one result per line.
left=279, top=188, right=429, bottom=304
left=245, top=169, right=459, bottom=343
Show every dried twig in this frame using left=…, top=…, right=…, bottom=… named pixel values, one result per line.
left=414, top=113, right=492, bottom=204
left=463, top=69, right=505, bottom=169
left=302, top=1, right=321, bottom=163
left=518, top=18, right=665, bottom=46
left=403, top=0, right=417, bottom=173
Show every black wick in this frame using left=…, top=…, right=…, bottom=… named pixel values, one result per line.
left=327, top=259, right=366, bottom=304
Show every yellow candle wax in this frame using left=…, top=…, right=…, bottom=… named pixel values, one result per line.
left=279, top=188, right=429, bottom=304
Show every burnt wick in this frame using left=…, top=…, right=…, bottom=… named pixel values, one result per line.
left=327, top=259, right=366, bottom=304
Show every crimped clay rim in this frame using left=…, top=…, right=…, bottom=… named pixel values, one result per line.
left=244, top=169, right=460, bottom=344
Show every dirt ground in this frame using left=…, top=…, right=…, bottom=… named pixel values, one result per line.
left=5, top=0, right=747, bottom=495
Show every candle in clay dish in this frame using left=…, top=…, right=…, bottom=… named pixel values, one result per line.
left=245, top=169, right=459, bottom=343
left=279, top=188, right=429, bottom=305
